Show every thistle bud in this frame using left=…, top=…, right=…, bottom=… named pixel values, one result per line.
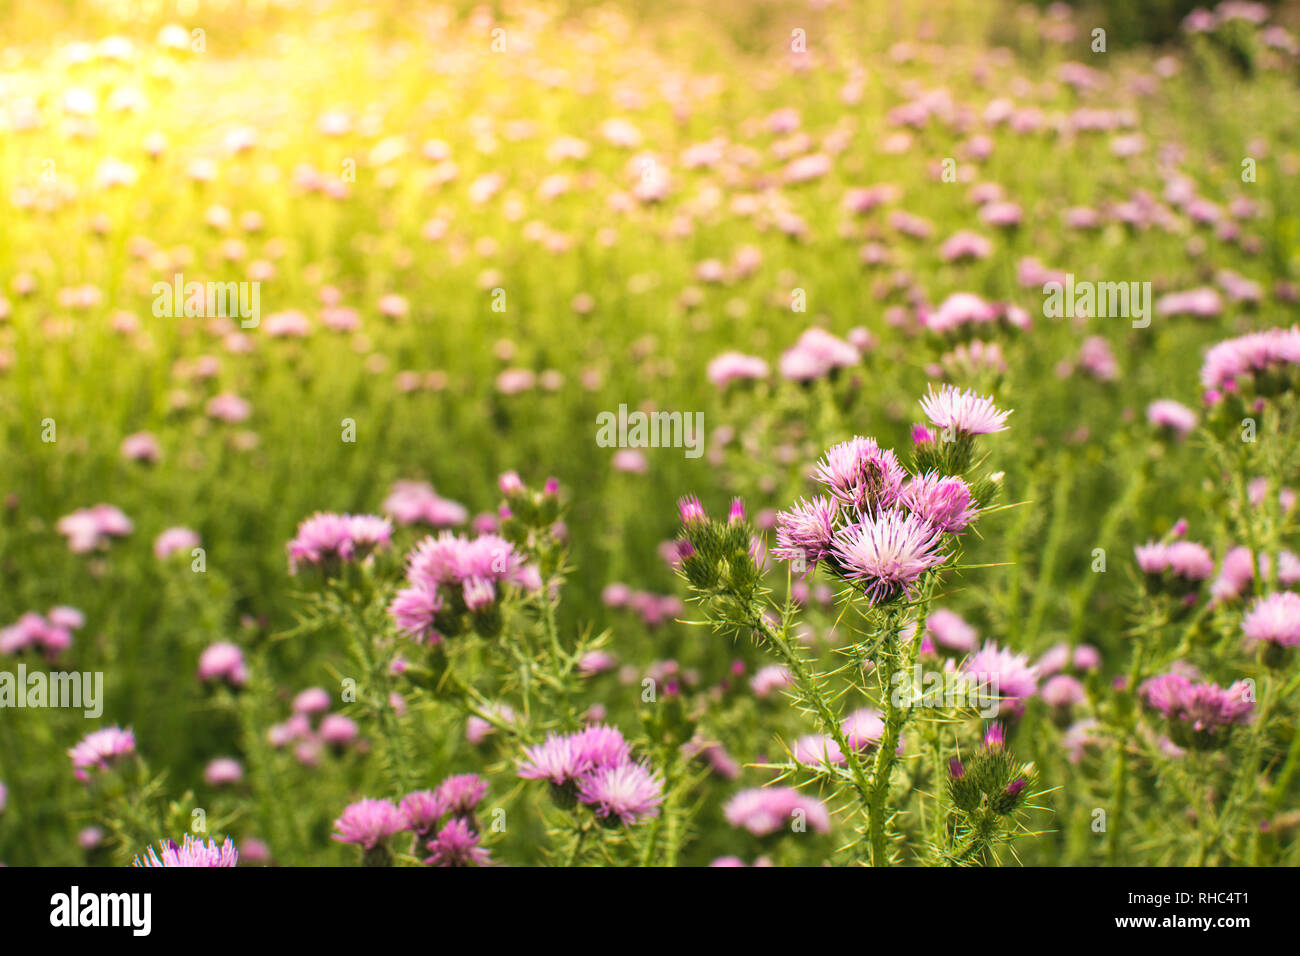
left=728, top=497, right=747, bottom=524
left=678, top=494, right=708, bottom=526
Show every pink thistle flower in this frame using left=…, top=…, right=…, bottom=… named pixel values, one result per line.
left=750, top=664, right=794, bottom=698
left=1166, top=541, right=1215, bottom=580
left=962, top=643, right=1039, bottom=718
left=792, top=734, right=846, bottom=767
left=772, top=496, right=840, bottom=568
left=570, top=723, right=631, bottom=769
left=516, top=733, right=582, bottom=785
left=812, top=438, right=907, bottom=512
left=1146, top=399, right=1198, bottom=439
left=466, top=704, right=515, bottom=745
left=48, top=606, right=85, bottom=631
left=120, top=431, right=161, bottom=463
left=678, top=494, right=708, bottom=525
left=287, top=512, right=392, bottom=573
left=1141, top=673, right=1254, bottom=738
left=292, top=687, right=331, bottom=715
left=205, top=392, right=251, bottom=423
left=578, top=650, right=619, bottom=677
left=203, top=757, right=244, bottom=787
left=435, top=773, right=488, bottom=816
left=1242, top=592, right=1300, bottom=647
left=1041, top=674, right=1086, bottom=709
left=197, top=641, right=247, bottom=687
left=919, top=384, right=1012, bottom=436
left=842, top=708, right=894, bottom=751
left=707, top=352, right=770, bottom=388
left=926, top=608, right=978, bottom=652
left=381, top=480, right=468, bottom=527
left=319, top=714, right=358, bottom=746
left=724, top=787, right=831, bottom=836
left=576, top=761, right=664, bottom=825
left=830, top=509, right=947, bottom=604
left=332, top=798, right=405, bottom=849
left=57, top=504, right=133, bottom=552
left=134, top=835, right=238, bottom=867
left=154, top=526, right=200, bottom=560
left=779, top=327, right=860, bottom=381
left=939, top=230, right=993, bottom=262
left=69, top=726, right=136, bottom=778
left=400, top=790, right=447, bottom=835
left=424, top=817, right=491, bottom=866
left=901, top=472, right=978, bottom=532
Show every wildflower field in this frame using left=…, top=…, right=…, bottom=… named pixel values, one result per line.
left=2, top=0, right=1300, bottom=872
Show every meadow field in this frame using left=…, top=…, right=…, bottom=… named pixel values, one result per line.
left=1, top=0, right=1299, bottom=868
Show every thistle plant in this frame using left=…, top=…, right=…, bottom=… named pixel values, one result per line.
left=673, top=384, right=1043, bottom=865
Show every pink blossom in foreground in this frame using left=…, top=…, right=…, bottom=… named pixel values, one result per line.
left=576, top=761, right=664, bottom=824
left=831, top=508, right=947, bottom=605
left=134, top=836, right=239, bottom=867
left=812, top=438, right=906, bottom=512
left=901, top=472, right=978, bottom=533
left=424, top=817, right=491, bottom=866
left=919, top=384, right=1012, bottom=436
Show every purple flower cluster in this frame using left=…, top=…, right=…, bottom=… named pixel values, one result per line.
left=1134, top=539, right=1215, bottom=590
left=1200, top=326, right=1300, bottom=401
left=517, top=724, right=663, bottom=825
left=774, top=390, right=1008, bottom=600
left=400, top=773, right=492, bottom=866
left=778, top=327, right=861, bottom=381
left=267, top=687, right=360, bottom=765
left=0, top=606, right=83, bottom=660
left=601, top=583, right=684, bottom=628
left=56, top=504, right=133, bottom=553
left=287, top=512, right=392, bottom=573
left=772, top=386, right=1007, bottom=604
left=388, top=530, right=542, bottom=642
left=1141, top=672, right=1255, bottom=739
